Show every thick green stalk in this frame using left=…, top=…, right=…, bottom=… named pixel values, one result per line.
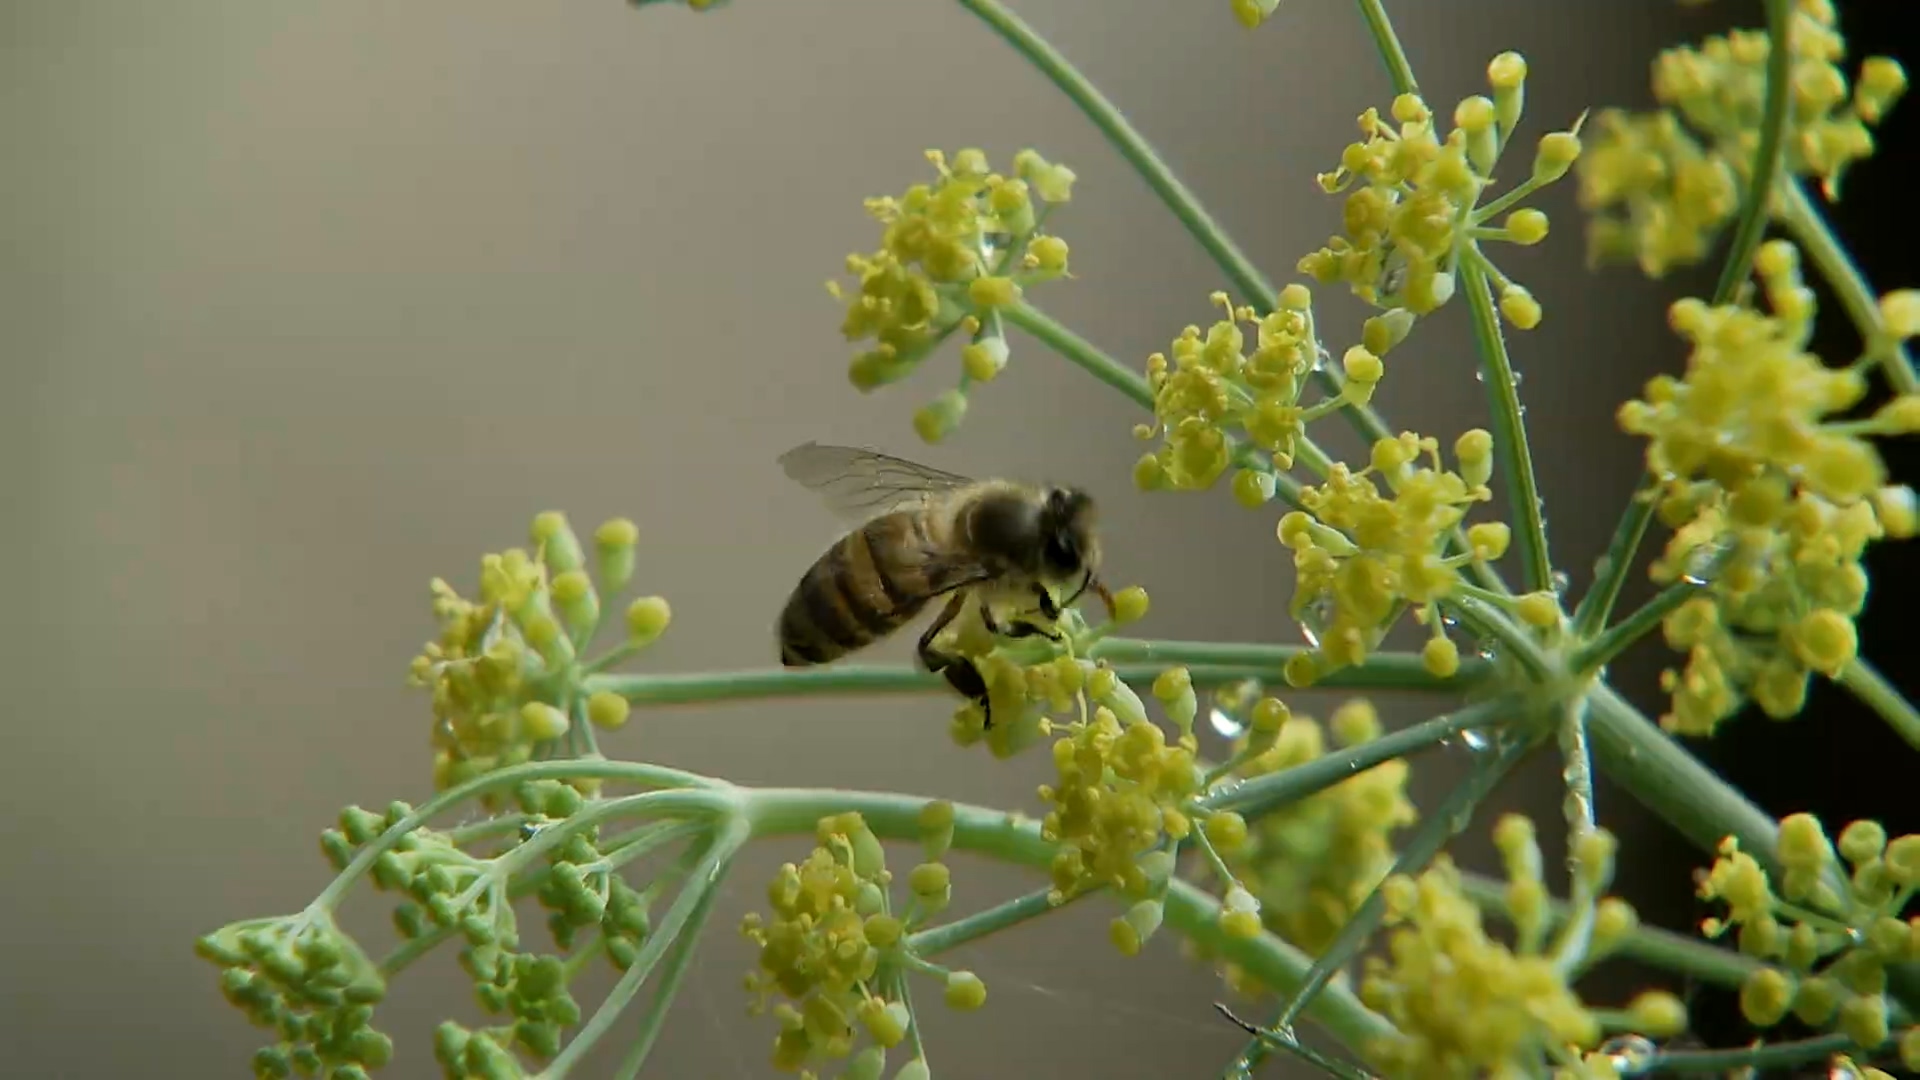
left=1353, top=0, right=1419, bottom=98
left=1233, top=735, right=1534, bottom=1074
left=741, top=786, right=1396, bottom=1048
left=1570, top=580, right=1703, bottom=676
left=1198, top=695, right=1516, bottom=817
left=586, top=651, right=1461, bottom=708
left=1779, top=177, right=1918, bottom=394
left=1836, top=657, right=1920, bottom=754
left=1581, top=685, right=1785, bottom=875
left=1462, top=250, right=1553, bottom=595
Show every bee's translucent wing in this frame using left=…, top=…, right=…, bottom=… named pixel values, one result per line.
left=778, top=442, right=976, bottom=523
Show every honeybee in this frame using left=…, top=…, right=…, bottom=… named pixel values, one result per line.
left=775, top=442, right=1115, bottom=727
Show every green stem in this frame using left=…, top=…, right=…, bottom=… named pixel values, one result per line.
left=542, top=818, right=748, bottom=1079
left=1455, top=871, right=1762, bottom=989
left=1088, top=637, right=1489, bottom=689
left=1462, top=249, right=1553, bottom=595
left=1711, top=0, right=1794, bottom=308
left=301, top=761, right=723, bottom=917
left=1198, top=695, right=1516, bottom=818
left=1353, top=0, right=1419, bottom=98
left=586, top=651, right=1468, bottom=708
left=1634, top=1032, right=1858, bottom=1076
left=1441, top=592, right=1555, bottom=682
left=609, top=856, right=729, bottom=1080
left=954, top=0, right=1520, bottom=599
left=1571, top=580, right=1703, bottom=676
left=1778, top=178, right=1918, bottom=394
left=999, top=300, right=1153, bottom=410
left=1836, top=657, right=1920, bottom=753
left=1582, top=684, right=1790, bottom=878
left=906, top=886, right=1065, bottom=958
left=1570, top=480, right=1657, bottom=639
left=1549, top=698, right=1599, bottom=977
left=741, top=787, right=1396, bottom=1049
left=1234, top=735, right=1533, bottom=1074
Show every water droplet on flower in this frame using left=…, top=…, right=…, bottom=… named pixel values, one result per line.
left=1828, top=1062, right=1861, bottom=1080
left=1599, top=1033, right=1655, bottom=1073
left=1210, top=708, right=1248, bottom=739
left=1681, top=538, right=1731, bottom=585
left=1296, top=594, right=1333, bottom=649
left=1440, top=613, right=1459, bottom=629
left=1550, top=569, right=1570, bottom=593
left=1475, top=637, right=1498, bottom=661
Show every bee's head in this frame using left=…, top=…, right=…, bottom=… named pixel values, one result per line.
left=1037, top=486, right=1100, bottom=581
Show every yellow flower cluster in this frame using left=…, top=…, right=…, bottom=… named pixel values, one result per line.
left=828, top=148, right=1077, bottom=442
left=1037, top=668, right=1204, bottom=911
left=1621, top=246, right=1918, bottom=734
left=1359, top=819, right=1668, bottom=1080
left=1299, top=66, right=1582, bottom=326
left=407, top=512, right=659, bottom=795
left=742, top=811, right=968, bottom=1078
left=1215, top=699, right=1417, bottom=972
left=1697, top=814, right=1920, bottom=1051
left=1579, top=3, right=1907, bottom=276
left=937, top=585, right=1153, bottom=759
left=1277, top=432, right=1510, bottom=685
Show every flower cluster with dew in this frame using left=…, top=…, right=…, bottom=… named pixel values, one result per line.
left=1300, top=59, right=1584, bottom=331
left=196, top=2, right=1920, bottom=1080
left=1189, top=698, right=1418, bottom=979
left=1619, top=243, right=1919, bottom=734
left=741, top=809, right=977, bottom=1079
left=1358, top=816, right=1677, bottom=1080
left=1696, top=813, right=1920, bottom=1055
left=828, top=147, right=1077, bottom=444
left=409, top=511, right=665, bottom=799
left=1577, top=1, right=1907, bottom=277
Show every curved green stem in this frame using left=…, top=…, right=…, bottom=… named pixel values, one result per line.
left=1836, top=657, right=1920, bottom=753
left=1353, top=0, right=1419, bottom=98
left=1233, top=734, right=1534, bottom=1074
left=1712, top=0, right=1794, bottom=307
left=609, top=852, right=730, bottom=1080
left=1462, top=248, right=1552, bottom=595
left=1571, top=580, right=1703, bottom=676
left=541, top=817, right=748, bottom=1079
left=1198, top=695, right=1517, bottom=818
left=1779, top=177, right=1917, bottom=394
left=740, top=786, right=1396, bottom=1049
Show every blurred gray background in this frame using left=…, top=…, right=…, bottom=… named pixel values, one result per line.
left=4, top=1, right=1714, bottom=1076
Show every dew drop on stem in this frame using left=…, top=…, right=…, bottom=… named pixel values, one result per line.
left=1210, top=708, right=1247, bottom=739
left=1296, top=594, right=1333, bottom=649
left=1598, top=1033, right=1654, bottom=1074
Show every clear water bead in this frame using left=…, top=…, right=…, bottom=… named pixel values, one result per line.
left=1296, top=594, right=1333, bottom=649
left=1599, top=1033, right=1655, bottom=1073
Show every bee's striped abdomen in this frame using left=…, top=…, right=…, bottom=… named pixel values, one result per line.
left=778, top=511, right=936, bottom=667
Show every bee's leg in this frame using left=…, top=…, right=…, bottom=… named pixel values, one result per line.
left=918, top=592, right=994, bottom=728
left=1031, top=581, right=1061, bottom=621
left=979, top=600, right=1061, bottom=644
